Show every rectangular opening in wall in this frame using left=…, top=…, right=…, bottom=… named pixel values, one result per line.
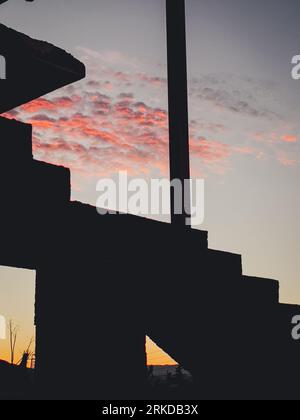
left=146, top=336, right=193, bottom=393
left=0, top=266, right=36, bottom=398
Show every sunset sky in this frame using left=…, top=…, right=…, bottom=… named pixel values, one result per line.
left=1, top=0, right=300, bottom=366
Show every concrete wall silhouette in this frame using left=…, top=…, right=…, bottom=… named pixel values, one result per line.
left=0, top=117, right=149, bottom=399
left=1, top=115, right=300, bottom=400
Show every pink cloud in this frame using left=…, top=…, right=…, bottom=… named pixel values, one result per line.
left=190, top=137, right=231, bottom=163
left=233, top=146, right=256, bottom=155
left=8, top=51, right=293, bottom=181
left=277, top=151, right=297, bottom=167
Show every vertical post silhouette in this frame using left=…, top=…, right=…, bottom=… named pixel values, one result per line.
left=166, top=0, right=191, bottom=228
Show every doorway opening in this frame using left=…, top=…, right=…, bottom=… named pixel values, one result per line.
left=0, top=266, right=36, bottom=368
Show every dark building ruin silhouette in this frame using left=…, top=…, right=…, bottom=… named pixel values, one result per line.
left=1, top=1, right=300, bottom=400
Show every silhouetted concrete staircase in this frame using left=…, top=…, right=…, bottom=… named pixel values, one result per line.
left=1, top=113, right=299, bottom=399
left=1, top=24, right=300, bottom=401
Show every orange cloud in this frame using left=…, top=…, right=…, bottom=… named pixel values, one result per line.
left=20, top=96, right=80, bottom=114
left=281, top=134, right=297, bottom=143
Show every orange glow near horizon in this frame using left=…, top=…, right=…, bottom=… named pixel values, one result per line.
left=0, top=330, right=35, bottom=367
left=146, top=337, right=177, bottom=366
left=1, top=336, right=178, bottom=368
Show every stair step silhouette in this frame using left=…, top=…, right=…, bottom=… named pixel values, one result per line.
left=0, top=117, right=32, bottom=162
left=0, top=24, right=85, bottom=113
left=242, top=275, right=279, bottom=305
left=0, top=117, right=70, bottom=269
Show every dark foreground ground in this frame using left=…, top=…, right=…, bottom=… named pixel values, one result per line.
left=0, top=363, right=196, bottom=400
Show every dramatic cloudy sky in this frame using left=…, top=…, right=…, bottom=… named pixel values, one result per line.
left=1, top=0, right=300, bottom=365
